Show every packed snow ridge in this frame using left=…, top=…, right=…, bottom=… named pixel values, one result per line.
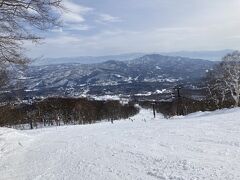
left=1, top=108, right=240, bottom=180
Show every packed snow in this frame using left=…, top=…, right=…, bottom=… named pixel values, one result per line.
left=1, top=108, right=240, bottom=179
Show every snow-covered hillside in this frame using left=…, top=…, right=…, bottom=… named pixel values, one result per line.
left=1, top=108, right=240, bottom=179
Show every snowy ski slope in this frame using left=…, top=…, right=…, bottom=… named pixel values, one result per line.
left=1, top=108, right=240, bottom=180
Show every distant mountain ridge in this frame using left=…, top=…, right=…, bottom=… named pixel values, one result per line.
left=4, top=54, right=217, bottom=99
left=32, top=53, right=145, bottom=66
left=31, top=50, right=233, bottom=66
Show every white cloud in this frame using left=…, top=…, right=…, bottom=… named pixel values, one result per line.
left=60, top=0, right=93, bottom=30
left=97, top=14, right=122, bottom=24
left=57, top=1, right=121, bottom=31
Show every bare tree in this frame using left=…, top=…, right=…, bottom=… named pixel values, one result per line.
left=206, top=51, right=240, bottom=107
left=0, top=0, right=63, bottom=86
left=205, top=64, right=226, bottom=107
left=221, top=51, right=240, bottom=106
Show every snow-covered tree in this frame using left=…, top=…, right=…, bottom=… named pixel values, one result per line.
left=206, top=64, right=226, bottom=107
left=206, top=51, right=240, bottom=107
left=221, top=51, right=240, bottom=106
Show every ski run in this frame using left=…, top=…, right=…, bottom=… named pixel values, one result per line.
left=1, top=108, right=240, bottom=180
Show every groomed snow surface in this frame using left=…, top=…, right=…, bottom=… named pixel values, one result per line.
left=1, top=108, right=240, bottom=180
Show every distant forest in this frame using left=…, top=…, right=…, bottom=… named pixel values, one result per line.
left=0, top=97, right=139, bottom=130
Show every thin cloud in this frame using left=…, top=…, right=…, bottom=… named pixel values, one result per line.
left=61, top=0, right=93, bottom=30
left=96, top=14, right=122, bottom=24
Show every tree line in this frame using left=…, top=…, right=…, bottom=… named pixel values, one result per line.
left=139, top=97, right=233, bottom=118
left=0, top=97, right=139, bottom=129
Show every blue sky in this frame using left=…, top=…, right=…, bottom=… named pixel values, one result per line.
left=26, top=0, right=240, bottom=58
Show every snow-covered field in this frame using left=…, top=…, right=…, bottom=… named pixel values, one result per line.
left=1, top=108, right=240, bottom=180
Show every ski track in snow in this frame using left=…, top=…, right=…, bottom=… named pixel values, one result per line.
left=1, top=108, right=240, bottom=180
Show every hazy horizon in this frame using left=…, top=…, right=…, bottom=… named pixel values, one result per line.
left=31, top=49, right=234, bottom=66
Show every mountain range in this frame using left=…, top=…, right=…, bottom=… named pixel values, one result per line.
left=2, top=54, right=218, bottom=101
